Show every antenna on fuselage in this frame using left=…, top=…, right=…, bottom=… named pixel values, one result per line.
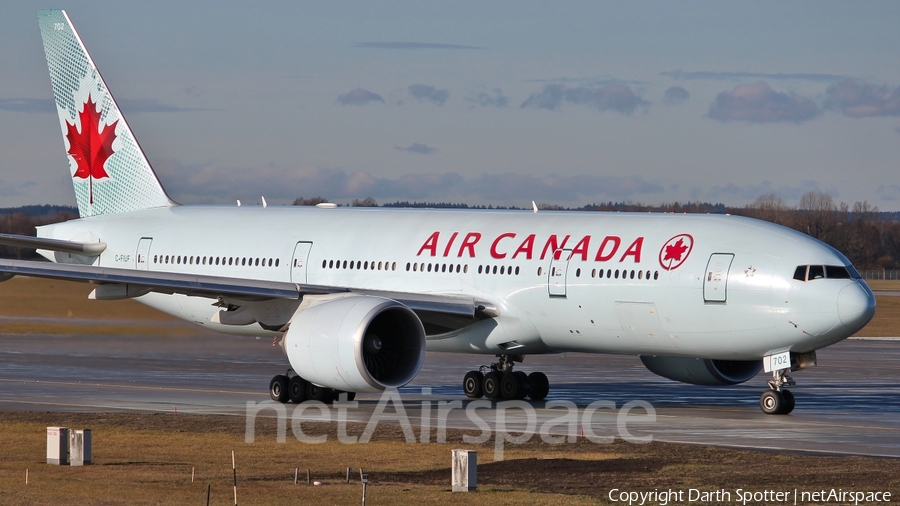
left=261, top=196, right=268, bottom=208
left=532, top=201, right=538, bottom=213
left=237, top=200, right=241, bottom=206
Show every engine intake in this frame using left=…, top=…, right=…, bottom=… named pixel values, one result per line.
left=640, top=355, right=762, bottom=386
left=284, top=295, right=426, bottom=392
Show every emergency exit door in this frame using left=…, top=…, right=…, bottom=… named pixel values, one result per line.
left=135, top=238, right=152, bottom=270
left=704, top=253, right=734, bottom=302
left=291, top=242, right=313, bottom=283
left=548, top=249, right=571, bottom=297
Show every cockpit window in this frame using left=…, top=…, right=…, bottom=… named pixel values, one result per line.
left=825, top=265, right=851, bottom=279
left=793, top=264, right=857, bottom=281
left=808, top=265, right=825, bottom=280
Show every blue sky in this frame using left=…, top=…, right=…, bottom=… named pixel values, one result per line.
left=2, top=1, right=899, bottom=209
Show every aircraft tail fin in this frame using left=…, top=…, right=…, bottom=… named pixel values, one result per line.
left=38, top=10, right=174, bottom=218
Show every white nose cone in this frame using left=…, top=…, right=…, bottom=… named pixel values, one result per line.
left=838, top=282, right=876, bottom=332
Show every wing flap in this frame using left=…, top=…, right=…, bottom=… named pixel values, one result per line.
left=0, top=258, right=490, bottom=318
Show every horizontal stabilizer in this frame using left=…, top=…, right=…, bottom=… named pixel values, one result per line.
left=0, top=233, right=106, bottom=255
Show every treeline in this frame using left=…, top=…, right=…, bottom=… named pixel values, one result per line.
left=3, top=192, right=899, bottom=269
left=293, top=192, right=900, bottom=270
left=0, top=206, right=78, bottom=259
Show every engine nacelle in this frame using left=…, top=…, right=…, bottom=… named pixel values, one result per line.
left=284, top=295, right=426, bottom=393
left=640, top=355, right=762, bottom=386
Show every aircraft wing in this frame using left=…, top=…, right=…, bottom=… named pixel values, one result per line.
left=0, top=258, right=489, bottom=318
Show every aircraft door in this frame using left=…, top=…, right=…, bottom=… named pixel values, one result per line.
left=704, top=253, right=734, bottom=302
left=291, top=242, right=313, bottom=283
left=135, top=238, right=152, bottom=270
left=548, top=248, right=572, bottom=297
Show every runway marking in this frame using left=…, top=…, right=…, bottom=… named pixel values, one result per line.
left=0, top=378, right=257, bottom=396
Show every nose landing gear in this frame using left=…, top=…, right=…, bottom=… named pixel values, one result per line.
left=760, top=368, right=796, bottom=415
left=462, top=354, right=549, bottom=401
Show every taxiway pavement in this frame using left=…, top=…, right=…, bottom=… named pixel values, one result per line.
left=1, top=323, right=899, bottom=457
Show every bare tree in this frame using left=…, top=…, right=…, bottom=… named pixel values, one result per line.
left=351, top=197, right=378, bottom=207
left=291, top=196, right=328, bottom=206
left=796, top=191, right=838, bottom=241
left=745, top=193, right=793, bottom=224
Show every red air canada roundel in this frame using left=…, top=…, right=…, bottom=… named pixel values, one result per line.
left=658, top=234, right=693, bottom=271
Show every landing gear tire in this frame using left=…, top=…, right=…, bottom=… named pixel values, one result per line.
left=760, top=389, right=793, bottom=415
left=307, top=383, right=334, bottom=403
left=781, top=389, right=795, bottom=414
left=288, top=376, right=308, bottom=404
left=464, top=371, right=484, bottom=398
left=527, top=372, right=550, bottom=401
left=483, top=372, right=503, bottom=400
left=269, top=375, right=289, bottom=403
left=501, top=371, right=525, bottom=400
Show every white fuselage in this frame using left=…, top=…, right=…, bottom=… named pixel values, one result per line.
left=38, top=205, right=874, bottom=360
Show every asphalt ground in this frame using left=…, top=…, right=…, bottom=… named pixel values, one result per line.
left=1, top=325, right=898, bottom=458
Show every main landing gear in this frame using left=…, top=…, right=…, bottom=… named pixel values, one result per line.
left=463, top=354, right=549, bottom=401
left=269, top=370, right=356, bottom=404
left=759, top=368, right=796, bottom=415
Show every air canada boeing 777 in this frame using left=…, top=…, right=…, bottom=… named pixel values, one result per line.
left=0, top=10, right=876, bottom=415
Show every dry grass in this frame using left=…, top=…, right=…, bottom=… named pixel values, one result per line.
left=0, top=277, right=175, bottom=320
left=0, top=413, right=897, bottom=506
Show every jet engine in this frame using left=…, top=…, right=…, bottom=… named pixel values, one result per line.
left=640, top=355, right=762, bottom=386
left=283, top=295, right=426, bottom=393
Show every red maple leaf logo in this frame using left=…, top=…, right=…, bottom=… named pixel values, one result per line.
left=664, top=238, right=688, bottom=262
left=66, top=94, right=118, bottom=204
left=658, top=234, right=694, bottom=270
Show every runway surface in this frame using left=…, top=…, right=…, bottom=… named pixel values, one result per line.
left=2, top=322, right=899, bottom=458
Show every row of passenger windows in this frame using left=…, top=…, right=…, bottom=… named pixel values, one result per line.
left=154, top=254, right=279, bottom=267
left=151, top=252, right=660, bottom=282
left=407, top=262, right=470, bottom=274
left=478, top=265, right=520, bottom=275
left=793, top=264, right=854, bottom=281
left=322, top=260, right=398, bottom=271
left=536, top=266, right=660, bottom=280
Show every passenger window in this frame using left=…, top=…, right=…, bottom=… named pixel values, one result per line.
left=492, top=266, right=498, bottom=274
left=537, top=267, right=542, bottom=276
left=515, top=266, right=519, bottom=275
left=614, top=270, right=619, bottom=279
left=575, top=268, right=581, bottom=277
left=793, top=266, right=807, bottom=281
left=463, top=265, right=468, bottom=273
left=653, top=271, right=659, bottom=280
left=478, top=265, right=483, bottom=274
left=808, top=265, right=825, bottom=280
left=275, top=259, right=279, bottom=267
